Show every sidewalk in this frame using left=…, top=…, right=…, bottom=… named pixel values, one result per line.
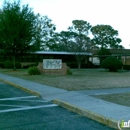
left=0, top=73, right=130, bottom=129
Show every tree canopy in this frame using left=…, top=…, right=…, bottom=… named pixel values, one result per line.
left=0, top=0, right=55, bottom=69
left=68, top=20, right=92, bottom=35
left=51, top=20, right=92, bottom=69
left=32, top=14, right=56, bottom=51
left=91, top=24, right=124, bottom=49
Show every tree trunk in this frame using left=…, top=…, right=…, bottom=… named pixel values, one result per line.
left=11, top=56, right=16, bottom=70
left=78, top=63, right=81, bottom=70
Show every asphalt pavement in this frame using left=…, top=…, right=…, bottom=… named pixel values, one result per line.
left=0, top=82, right=114, bottom=130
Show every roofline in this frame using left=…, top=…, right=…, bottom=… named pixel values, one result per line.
left=31, top=51, right=92, bottom=55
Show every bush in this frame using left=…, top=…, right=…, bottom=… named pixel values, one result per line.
left=67, top=62, right=77, bottom=68
left=27, top=67, right=40, bottom=75
left=98, top=48, right=111, bottom=63
left=100, top=57, right=123, bottom=72
left=0, top=62, right=4, bottom=68
left=15, top=61, right=22, bottom=68
left=67, top=61, right=95, bottom=68
left=29, top=63, right=38, bottom=67
left=22, top=63, right=38, bottom=69
left=3, top=60, right=21, bottom=69
left=23, top=65, right=29, bottom=69
left=66, top=68, right=73, bottom=75
left=4, top=60, right=13, bottom=69
left=123, top=65, right=130, bottom=70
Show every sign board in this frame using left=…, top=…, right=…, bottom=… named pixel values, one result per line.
left=43, top=59, right=62, bottom=69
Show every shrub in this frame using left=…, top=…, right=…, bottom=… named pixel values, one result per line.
left=3, top=60, right=21, bottom=69
left=123, top=65, right=130, bottom=70
left=27, top=67, right=40, bottom=75
left=100, top=56, right=123, bottom=72
left=4, top=60, right=13, bottom=69
left=67, top=62, right=77, bottom=68
left=98, top=48, right=111, bottom=63
left=66, top=68, right=73, bottom=75
left=67, top=61, right=95, bottom=68
left=0, top=62, right=4, bottom=68
left=15, top=61, right=22, bottom=69
left=23, top=65, right=29, bottom=69
left=29, top=63, right=38, bottom=67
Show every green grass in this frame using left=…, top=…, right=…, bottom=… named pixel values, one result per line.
left=92, top=92, right=130, bottom=107
left=0, top=68, right=130, bottom=91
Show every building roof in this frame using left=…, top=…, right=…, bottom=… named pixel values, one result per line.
left=31, top=51, right=92, bottom=55
left=91, top=49, right=130, bottom=56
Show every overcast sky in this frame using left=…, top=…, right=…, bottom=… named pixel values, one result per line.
left=0, top=0, right=130, bottom=48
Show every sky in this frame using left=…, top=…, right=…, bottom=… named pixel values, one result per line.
left=0, top=0, right=130, bottom=48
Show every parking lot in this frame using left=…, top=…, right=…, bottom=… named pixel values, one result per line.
left=0, top=82, right=115, bottom=130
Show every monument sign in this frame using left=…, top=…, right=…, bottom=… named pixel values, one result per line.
left=43, top=59, right=62, bottom=69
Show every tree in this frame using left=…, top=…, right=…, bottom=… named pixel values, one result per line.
left=91, top=24, right=124, bottom=64
left=68, top=33, right=91, bottom=69
left=97, top=48, right=111, bottom=63
left=48, top=29, right=91, bottom=69
left=0, top=0, right=55, bottom=70
left=91, top=24, right=124, bottom=49
left=51, top=22, right=91, bottom=69
left=49, top=31, right=78, bottom=51
left=0, top=0, right=37, bottom=70
left=45, top=32, right=64, bottom=51
left=67, top=20, right=92, bottom=69
left=32, top=14, right=56, bottom=50
left=68, top=20, right=91, bottom=35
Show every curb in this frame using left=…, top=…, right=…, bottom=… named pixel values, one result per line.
left=53, top=99, right=119, bottom=130
left=0, top=78, right=41, bottom=98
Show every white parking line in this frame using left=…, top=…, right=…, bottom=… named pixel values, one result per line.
left=0, top=96, right=36, bottom=101
left=0, top=104, right=58, bottom=113
left=13, top=100, right=48, bottom=103
left=94, top=93, right=110, bottom=95
left=0, top=104, right=28, bottom=108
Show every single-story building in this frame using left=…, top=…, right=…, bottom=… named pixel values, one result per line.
left=1, top=49, right=130, bottom=68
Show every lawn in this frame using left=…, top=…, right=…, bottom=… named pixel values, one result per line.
left=0, top=68, right=130, bottom=91
left=92, top=93, right=130, bottom=107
